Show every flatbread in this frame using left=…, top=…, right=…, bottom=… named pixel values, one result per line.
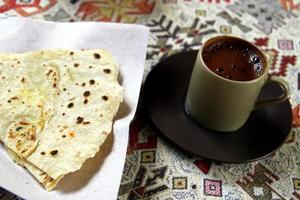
left=0, top=49, right=123, bottom=190
left=5, top=146, right=63, bottom=191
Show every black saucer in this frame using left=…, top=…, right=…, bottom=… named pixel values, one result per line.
left=144, top=50, right=292, bottom=163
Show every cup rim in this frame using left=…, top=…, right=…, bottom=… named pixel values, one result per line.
left=199, top=35, right=269, bottom=84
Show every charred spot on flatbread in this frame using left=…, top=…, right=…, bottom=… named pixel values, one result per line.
left=103, top=69, right=111, bottom=74
left=93, top=53, right=100, bottom=59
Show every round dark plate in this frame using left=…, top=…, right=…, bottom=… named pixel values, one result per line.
left=144, top=50, right=292, bottom=163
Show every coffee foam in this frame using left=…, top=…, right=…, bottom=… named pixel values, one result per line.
left=202, top=37, right=265, bottom=81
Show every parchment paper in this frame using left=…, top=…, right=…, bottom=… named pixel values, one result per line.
left=0, top=17, right=149, bottom=200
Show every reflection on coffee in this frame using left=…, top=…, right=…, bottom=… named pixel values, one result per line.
left=202, top=37, right=266, bottom=81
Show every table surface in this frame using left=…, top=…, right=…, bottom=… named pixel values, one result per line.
left=0, top=1, right=299, bottom=200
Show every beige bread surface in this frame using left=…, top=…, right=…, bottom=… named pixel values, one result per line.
left=0, top=49, right=123, bottom=190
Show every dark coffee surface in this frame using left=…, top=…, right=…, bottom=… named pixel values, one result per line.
left=202, top=37, right=266, bottom=81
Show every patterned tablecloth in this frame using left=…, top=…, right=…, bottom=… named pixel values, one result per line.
left=0, top=1, right=300, bottom=200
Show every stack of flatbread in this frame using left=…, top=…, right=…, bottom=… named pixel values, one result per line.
left=0, top=49, right=123, bottom=191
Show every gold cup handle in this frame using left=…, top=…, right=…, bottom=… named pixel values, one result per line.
left=254, top=75, right=290, bottom=110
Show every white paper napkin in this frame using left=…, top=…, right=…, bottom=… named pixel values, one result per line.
left=0, top=17, right=149, bottom=200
